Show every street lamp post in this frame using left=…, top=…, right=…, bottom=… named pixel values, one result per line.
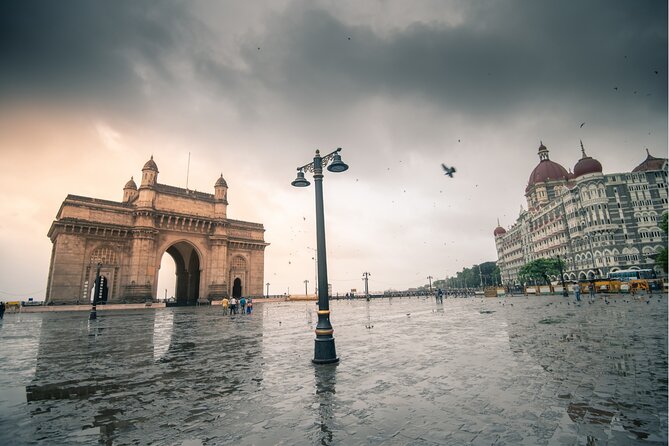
left=427, top=275, right=433, bottom=293
left=304, top=279, right=309, bottom=296
left=266, top=282, right=270, bottom=297
left=292, top=148, right=348, bottom=364
left=557, top=254, right=568, bottom=297
left=362, top=272, right=371, bottom=300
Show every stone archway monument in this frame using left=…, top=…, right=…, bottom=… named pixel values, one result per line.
left=46, top=157, right=268, bottom=304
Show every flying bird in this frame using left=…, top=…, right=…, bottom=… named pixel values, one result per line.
left=580, top=122, right=585, bottom=128
left=441, top=164, right=456, bottom=177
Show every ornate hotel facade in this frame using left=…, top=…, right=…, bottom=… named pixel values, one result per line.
left=46, top=157, right=268, bottom=304
left=494, top=142, right=668, bottom=285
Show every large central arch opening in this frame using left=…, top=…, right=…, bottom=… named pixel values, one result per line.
left=158, top=241, right=201, bottom=306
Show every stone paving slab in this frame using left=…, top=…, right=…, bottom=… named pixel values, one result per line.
left=0, top=294, right=666, bottom=445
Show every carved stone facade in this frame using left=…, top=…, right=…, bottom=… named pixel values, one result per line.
left=46, top=157, right=268, bottom=304
left=494, top=144, right=668, bottom=285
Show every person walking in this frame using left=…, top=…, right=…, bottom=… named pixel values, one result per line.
left=221, top=297, right=229, bottom=315
left=246, top=297, right=253, bottom=314
left=240, top=297, right=247, bottom=314
left=588, top=282, right=596, bottom=302
left=575, top=286, right=581, bottom=302
left=230, top=297, right=237, bottom=314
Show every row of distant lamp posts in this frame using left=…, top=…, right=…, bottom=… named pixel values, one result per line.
left=292, top=148, right=348, bottom=365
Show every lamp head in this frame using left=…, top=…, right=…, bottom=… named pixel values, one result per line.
left=327, top=150, right=348, bottom=173
left=291, top=169, right=310, bottom=187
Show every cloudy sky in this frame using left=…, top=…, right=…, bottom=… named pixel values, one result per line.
left=0, top=0, right=666, bottom=299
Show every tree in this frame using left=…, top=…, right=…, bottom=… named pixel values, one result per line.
left=442, top=261, right=501, bottom=288
left=518, top=258, right=565, bottom=285
left=656, top=212, right=668, bottom=273
left=432, top=279, right=447, bottom=290
left=479, top=261, right=501, bottom=285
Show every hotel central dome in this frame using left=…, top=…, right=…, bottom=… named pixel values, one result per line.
left=526, top=142, right=569, bottom=190
left=573, top=141, right=603, bottom=177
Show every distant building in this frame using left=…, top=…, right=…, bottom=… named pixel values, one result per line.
left=46, top=157, right=268, bottom=305
left=494, top=142, right=668, bottom=285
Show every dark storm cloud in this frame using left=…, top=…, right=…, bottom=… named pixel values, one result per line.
left=238, top=0, right=666, bottom=116
left=0, top=0, right=194, bottom=112
left=0, top=0, right=665, bottom=122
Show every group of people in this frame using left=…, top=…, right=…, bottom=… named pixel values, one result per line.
left=432, top=289, right=476, bottom=300
left=432, top=288, right=485, bottom=302
left=220, top=296, right=253, bottom=315
left=573, top=283, right=596, bottom=302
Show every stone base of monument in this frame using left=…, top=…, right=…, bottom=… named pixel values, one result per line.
left=122, top=284, right=153, bottom=303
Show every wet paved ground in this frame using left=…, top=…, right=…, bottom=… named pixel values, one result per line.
left=0, top=294, right=666, bottom=445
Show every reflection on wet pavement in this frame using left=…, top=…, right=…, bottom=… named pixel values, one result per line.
left=0, top=295, right=666, bottom=445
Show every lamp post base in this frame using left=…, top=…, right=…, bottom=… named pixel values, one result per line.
left=313, top=338, right=339, bottom=364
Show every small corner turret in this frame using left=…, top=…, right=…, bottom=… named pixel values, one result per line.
left=214, top=174, right=228, bottom=201
left=123, top=176, right=138, bottom=202
left=141, top=155, right=159, bottom=187
left=214, top=173, right=228, bottom=218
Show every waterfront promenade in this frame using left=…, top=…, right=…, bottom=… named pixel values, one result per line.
left=0, top=294, right=666, bottom=445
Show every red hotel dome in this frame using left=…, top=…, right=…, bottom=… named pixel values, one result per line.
left=493, top=218, right=506, bottom=236
left=526, top=142, right=569, bottom=190
left=573, top=141, right=602, bottom=177
left=633, top=149, right=667, bottom=172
